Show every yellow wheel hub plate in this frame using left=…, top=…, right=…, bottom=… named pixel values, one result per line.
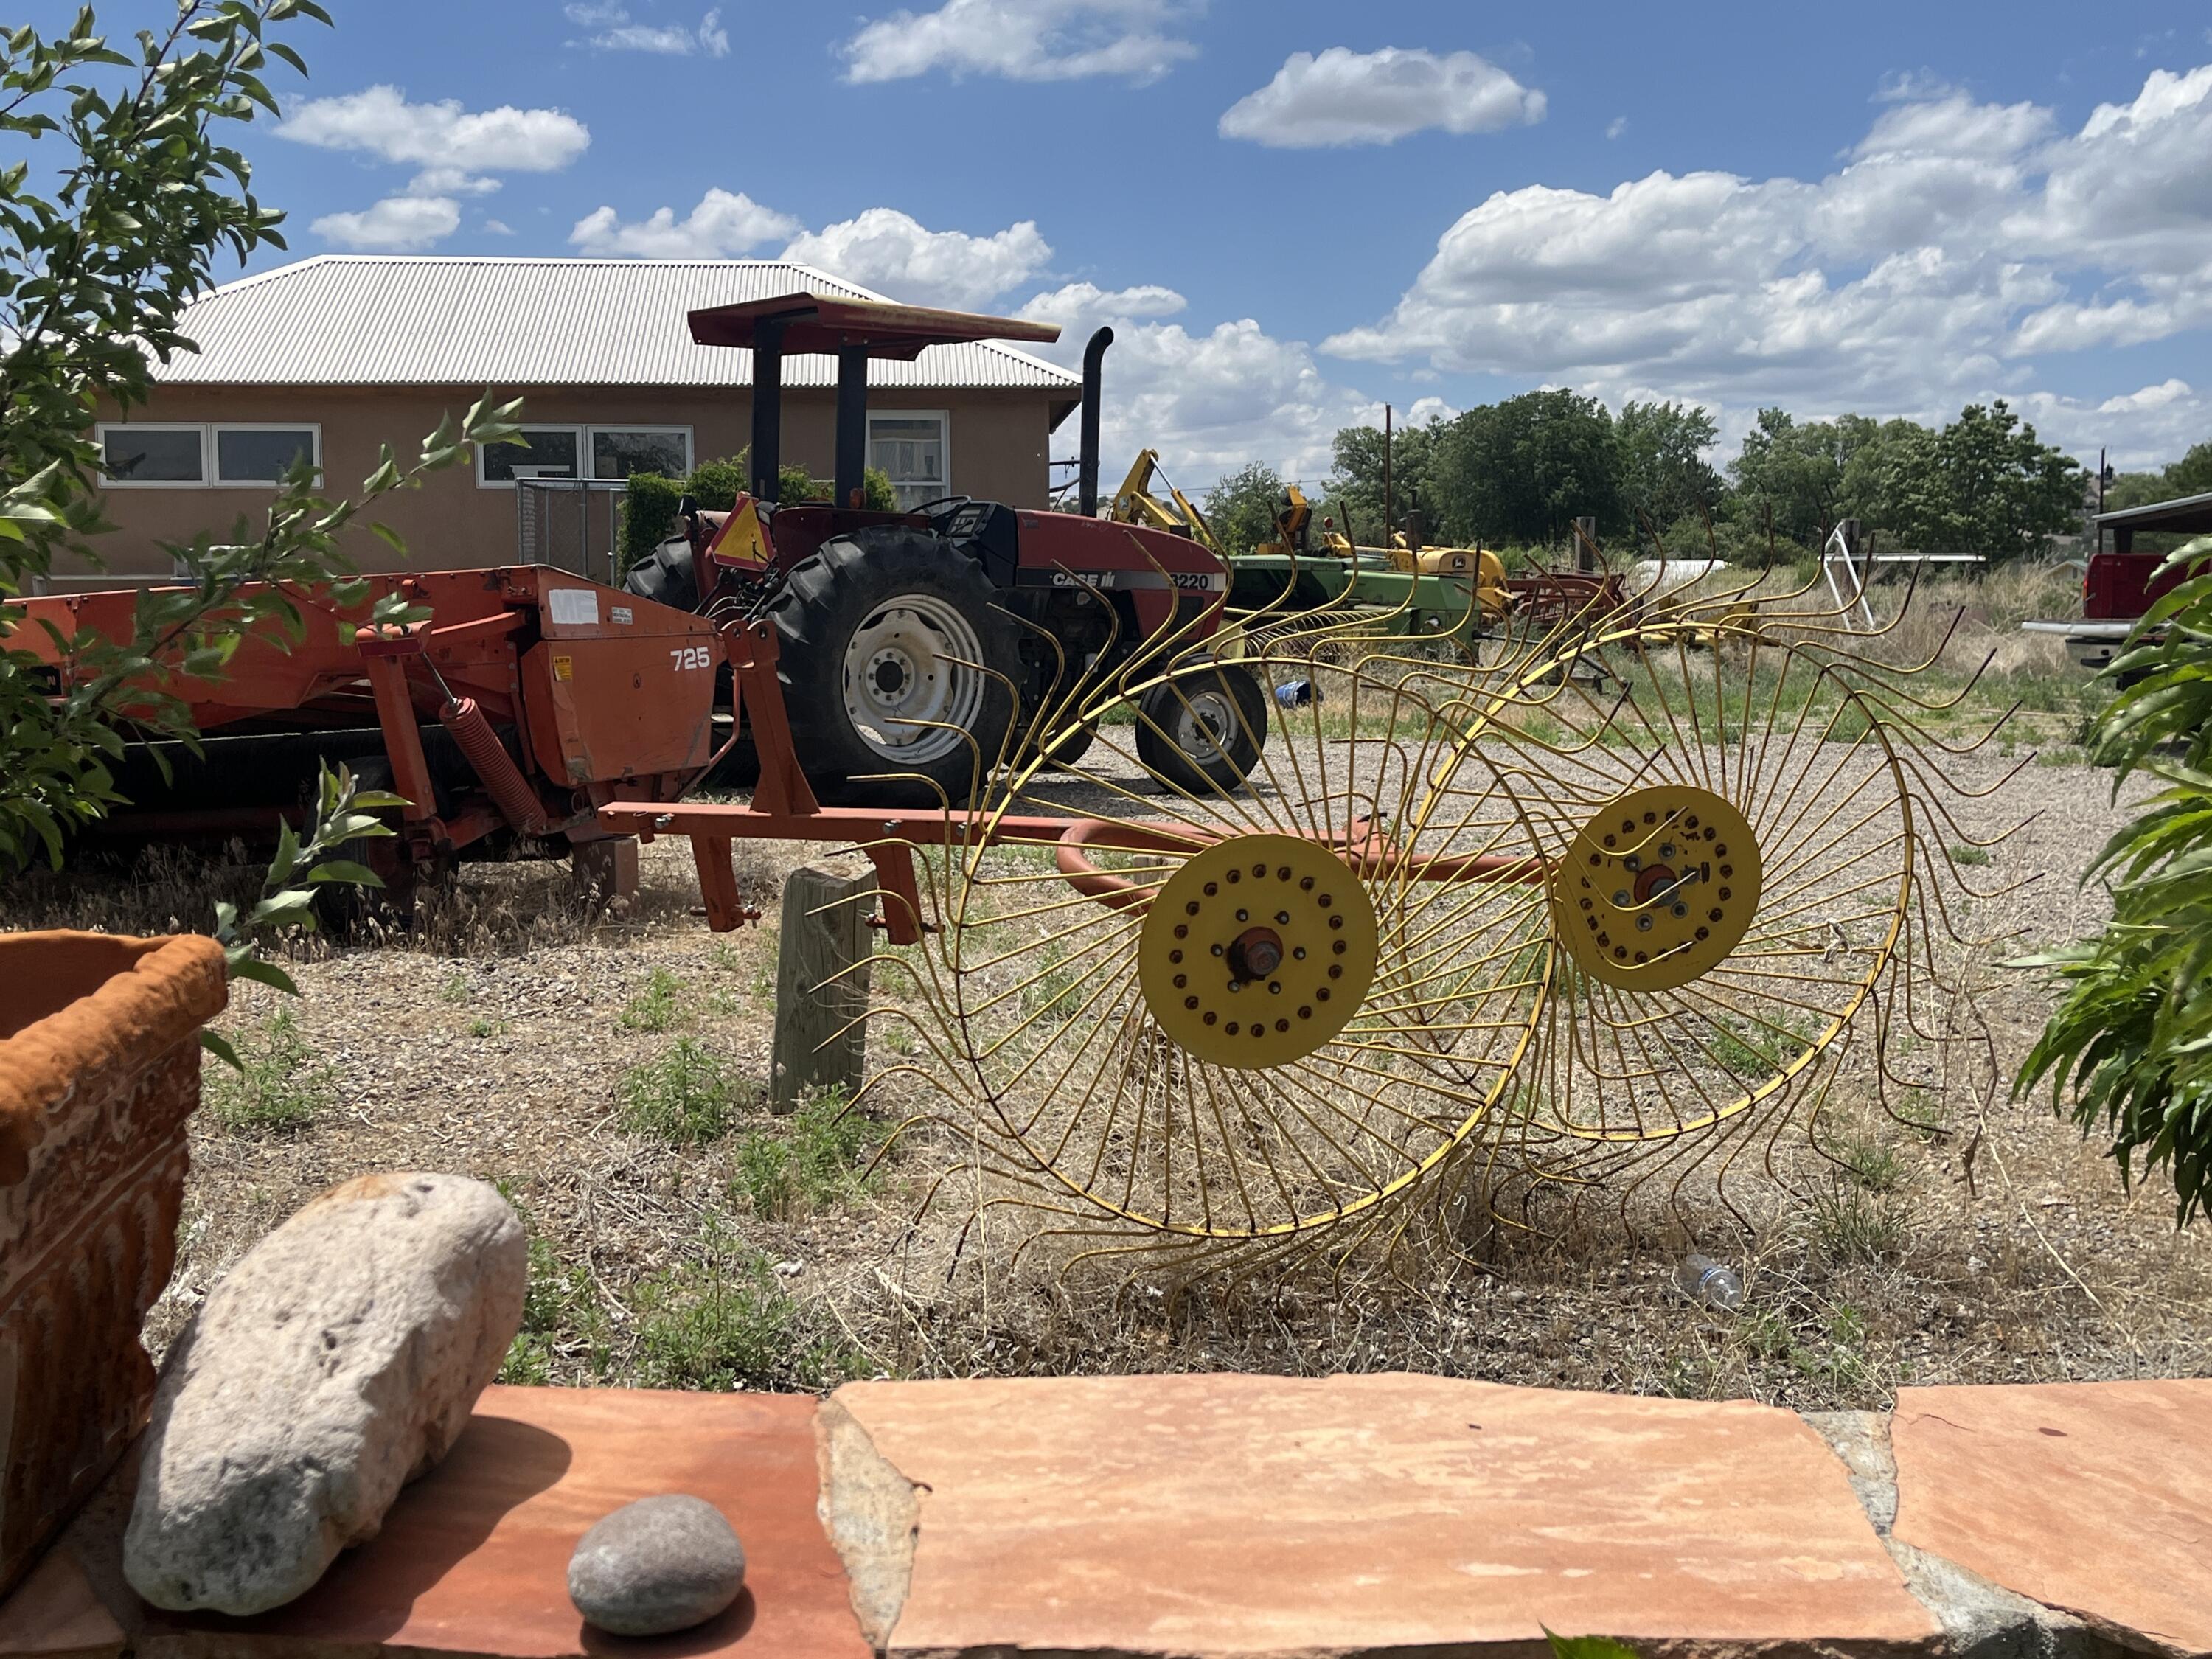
left=1138, top=832, right=1378, bottom=1069
left=1550, top=785, right=1762, bottom=991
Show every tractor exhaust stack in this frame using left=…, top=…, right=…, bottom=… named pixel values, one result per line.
left=1079, top=327, right=1113, bottom=518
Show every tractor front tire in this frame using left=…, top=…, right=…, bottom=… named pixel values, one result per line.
left=1135, top=663, right=1268, bottom=796
left=767, top=529, right=1021, bottom=807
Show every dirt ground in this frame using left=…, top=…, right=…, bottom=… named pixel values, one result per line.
left=10, top=728, right=2208, bottom=1411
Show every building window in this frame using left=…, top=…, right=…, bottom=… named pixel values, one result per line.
left=479, top=425, right=695, bottom=487
left=481, top=425, right=584, bottom=484
left=97, top=423, right=321, bottom=487
left=591, top=427, right=691, bottom=480
left=214, top=425, right=319, bottom=483
left=869, top=411, right=950, bottom=509
left=97, top=425, right=206, bottom=485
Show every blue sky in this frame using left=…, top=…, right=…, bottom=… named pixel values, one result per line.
left=34, top=0, right=2212, bottom=485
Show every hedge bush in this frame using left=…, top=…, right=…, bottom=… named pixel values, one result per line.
left=618, top=454, right=899, bottom=571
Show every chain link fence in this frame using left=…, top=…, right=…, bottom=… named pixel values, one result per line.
left=515, top=481, right=625, bottom=585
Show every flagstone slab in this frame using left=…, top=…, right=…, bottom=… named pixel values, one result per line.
left=1891, top=1379, right=2212, bottom=1658
left=102, top=1385, right=868, bottom=1659
left=827, top=1371, right=1937, bottom=1659
left=0, top=1547, right=125, bottom=1659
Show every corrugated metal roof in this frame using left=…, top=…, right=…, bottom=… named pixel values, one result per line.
left=148, top=256, right=1082, bottom=392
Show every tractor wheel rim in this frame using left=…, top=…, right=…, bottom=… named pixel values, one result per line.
left=1169, top=687, right=1236, bottom=761
left=841, top=594, right=987, bottom=766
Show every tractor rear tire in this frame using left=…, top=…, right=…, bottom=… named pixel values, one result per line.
left=622, top=538, right=698, bottom=611
left=1135, top=663, right=1268, bottom=796
left=767, top=529, right=1022, bottom=807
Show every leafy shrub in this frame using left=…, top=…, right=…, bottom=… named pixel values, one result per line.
left=2019, top=545, right=2212, bottom=1222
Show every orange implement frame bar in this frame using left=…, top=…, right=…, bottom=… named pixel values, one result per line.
left=597, top=620, right=1543, bottom=945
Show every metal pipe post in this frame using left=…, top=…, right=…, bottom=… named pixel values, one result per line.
left=834, top=341, right=869, bottom=508
left=1078, top=327, right=1113, bottom=516
left=750, top=317, right=785, bottom=501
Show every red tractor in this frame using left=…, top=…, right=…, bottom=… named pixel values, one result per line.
left=621, top=295, right=1267, bottom=804
left=3, top=297, right=1265, bottom=905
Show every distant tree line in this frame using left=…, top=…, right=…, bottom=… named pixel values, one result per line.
left=1201, top=390, right=2146, bottom=564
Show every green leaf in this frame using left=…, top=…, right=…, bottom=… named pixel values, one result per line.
left=247, top=888, right=316, bottom=925
left=229, top=954, right=301, bottom=996
left=1545, top=1632, right=1642, bottom=1659
left=200, top=1029, right=243, bottom=1071
left=305, top=858, right=383, bottom=887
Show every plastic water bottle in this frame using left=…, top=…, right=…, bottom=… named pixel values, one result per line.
left=1678, top=1253, right=1743, bottom=1311
left=1273, top=678, right=1318, bottom=707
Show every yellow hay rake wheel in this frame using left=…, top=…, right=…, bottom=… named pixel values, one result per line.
left=1418, top=621, right=1919, bottom=1152
left=888, top=647, right=1560, bottom=1253
left=866, top=570, right=2003, bottom=1272
left=1547, top=784, right=1763, bottom=992
left=1135, top=833, right=1380, bottom=1070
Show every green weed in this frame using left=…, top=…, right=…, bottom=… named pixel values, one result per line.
left=1806, top=1178, right=1905, bottom=1264
left=1829, top=1127, right=1904, bottom=1193
left=1891, top=1089, right=1944, bottom=1141
left=629, top=1242, right=862, bottom=1391
left=1948, top=842, right=1992, bottom=866
left=439, top=971, right=469, bottom=1005
left=466, top=1015, right=504, bottom=1038
left=618, top=1039, right=748, bottom=1143
left=618, top=967, right=686, bottom=1033
left=498, top=1206, right=605, bottom=1385
left=206, top=1009, right=333, bottom=1134
left=731, top=1088, right=881, bottom=1220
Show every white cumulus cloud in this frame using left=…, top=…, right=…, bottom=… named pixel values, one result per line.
left=563, top=4, right=729, bottom=57
left=1220, top=46, right=1545, bottom=147
left=841, top=0, right=1196, bottom=84
left=1323, top=59, right=2212, bottom=463
left=1013, top=282, right=1382, bottom=487
left=1016, top=280, right=1188, bottom=327
left=782, top=209, right=1053, bottom=310
left=278, top=86, right=590, bottom=173
left=569, top=189, right=801, bottom=257
left=310, top=195, right=462, bottom=252
left=566, top=195, right=1051, bottom=313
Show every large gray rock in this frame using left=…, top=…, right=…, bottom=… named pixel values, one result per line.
left=568, top=1495, right=748, bottom=1636
left=123, top=1172, right=526, bottom=1615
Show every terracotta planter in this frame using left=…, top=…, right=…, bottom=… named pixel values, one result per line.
left=0, top=930, right=226, bottom=1596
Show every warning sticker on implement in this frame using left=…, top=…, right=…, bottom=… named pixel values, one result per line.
left=547, top=588, right=599, bottom=627
left=552, top=655, right=574, bottom=681
left=611, top=605, right=633, bottom=625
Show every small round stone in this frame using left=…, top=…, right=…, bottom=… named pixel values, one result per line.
left=568, top=1495, right=746, bottom=1637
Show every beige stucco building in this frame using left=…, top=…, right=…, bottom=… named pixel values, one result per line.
left=72, top=256, right=1082, bottom=582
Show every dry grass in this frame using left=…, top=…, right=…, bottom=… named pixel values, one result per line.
left=8, top=588, right=2205, bottom=1409
left=7, top=759, right=2203, bottom=1411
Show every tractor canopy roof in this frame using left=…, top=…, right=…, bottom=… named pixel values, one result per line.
left=686, top=292, right=1062, bottom=360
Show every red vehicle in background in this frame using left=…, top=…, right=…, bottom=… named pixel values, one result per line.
left=2023, top=490, right=2212, bottom=675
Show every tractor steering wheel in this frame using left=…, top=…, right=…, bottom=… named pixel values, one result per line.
left=909, top=495, right=973, bottom=520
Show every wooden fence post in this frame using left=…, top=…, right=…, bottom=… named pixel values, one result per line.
left=1574, top=515, right=1598, bottom=574
left=770, top=863, right=872, bottom=1113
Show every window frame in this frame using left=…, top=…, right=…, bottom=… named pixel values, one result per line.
left=210, top=422, right=321, bottom=487
left=476, top=423, right=700, bottom=488
left=94, top=422, right=209, bottom=489
left=477, top=422, right=586, bottom=488
left=868, top=408, right=953, bottom=507
left=587, top=425, right=695, bottom=482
